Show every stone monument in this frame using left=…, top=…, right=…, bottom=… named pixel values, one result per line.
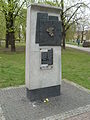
left=26, top=3, right=62, bottom=101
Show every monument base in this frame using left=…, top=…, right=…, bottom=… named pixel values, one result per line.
left=26, top=85, right=61, bottom=101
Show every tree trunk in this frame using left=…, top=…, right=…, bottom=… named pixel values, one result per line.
left=62, top=22, right=66, bottom=49
left=81, top=31, right=84, bottom=43
left=9, top=11, right=16, bottom=52
left=5, top=22, right=9, bottom=48
left=61, top=0, right=66, bottom=49
left=10, top=32, right=15, bottom=52
left=62, top=32, right=66, bottom=49
left=19, top=27, right=21, bottom=42
left=6, top=33, right=9, bottom=48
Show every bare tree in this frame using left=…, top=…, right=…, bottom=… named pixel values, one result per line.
left=45, top=0, right=90, bottom=48
left=76, top=11, right=90, bottom=42
left=60, top=0, right=90, bottom=48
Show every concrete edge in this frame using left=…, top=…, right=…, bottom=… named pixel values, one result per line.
left=27, top=3, right=62, bottom=11
left=0, top=105, right=6, bottom=120
left=0, top=79, right=90, bottom=93
left=63, top=79, right=90, bottom=93
left=41, top=104, right=90, bottom=120
left=0, top=85, right=25, bottom=91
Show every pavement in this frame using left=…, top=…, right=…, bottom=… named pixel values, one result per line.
left=66, top=111, right=90, bottom=120
left=0, top=80, right=90, bottom=120
left=66, top=44, right=90, bottom=52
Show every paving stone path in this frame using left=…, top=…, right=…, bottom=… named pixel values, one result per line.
left=66, top=44, right=90, bottom=52
left=0, top=80, right=90, bottom=120
left=66, top=111, right=90, bottom=120
left=42, top=104, right=90, bottom=120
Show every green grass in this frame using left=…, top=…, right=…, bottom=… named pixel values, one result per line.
left=0, top=51, right=25, bottom=88
left=0, top=47, right=90, bottom=89
left=62, top=48, right=90, bottom=89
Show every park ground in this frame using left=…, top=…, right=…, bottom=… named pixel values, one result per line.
left=0, top=43, right=90, bottom=89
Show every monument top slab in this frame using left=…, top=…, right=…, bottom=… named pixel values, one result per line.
left=28, top=3, right=62, bottom=11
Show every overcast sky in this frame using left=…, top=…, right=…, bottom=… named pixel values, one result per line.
left=61, top=0, right=90, bottom=14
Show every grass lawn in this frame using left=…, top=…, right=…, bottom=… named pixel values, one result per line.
left=62, top=48, right=90, bottom=89
left=0, top=46, right=25, bottom=88
left=0, top=46, right=90, bottom=89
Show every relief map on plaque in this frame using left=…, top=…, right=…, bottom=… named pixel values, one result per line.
left=36, top=12, right=62, bottom=46
left=46, top=27, right=54, bottom=37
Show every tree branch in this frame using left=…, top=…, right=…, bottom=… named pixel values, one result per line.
left=64, top=2, right=85, bottom=14
left=0, top=9, right=3, bottom=12
left=16, top=14, right=26, bottom=21
left=14, top=0, right=26, bottom=19
left=14, top=2, right=18, bottom=10
left=65, top=5, right=82, bottom=27
left=65, top=18, right=81, bottom=32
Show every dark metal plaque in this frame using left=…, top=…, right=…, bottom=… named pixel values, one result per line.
left=36, top=13, right=48, bottom=43
left=49, top=16, right=58, bottom=21
left=48, top=48, right=53, bottom=65
left=41, top=52, right=48, bottom=64
left=41, top=48, right=53, bottom=65
left=36, top=12, right=62, bottom=46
